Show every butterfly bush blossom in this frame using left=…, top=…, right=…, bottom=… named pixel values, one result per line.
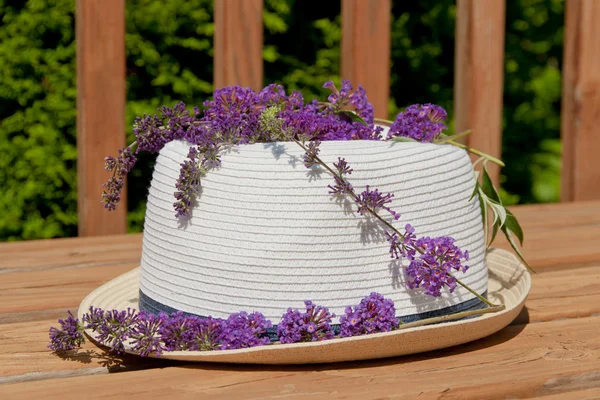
left=386, top=103, right=448, bottom=142
left=277, top=301, right=336, bottom=344
left=339, top=293, right=399, bottom=337
left=48, top=311, right=85, bottom=352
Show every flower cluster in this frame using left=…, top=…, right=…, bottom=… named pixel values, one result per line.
left=102, top=146, right=137, bottom=211
left=48, top=311, right=85, bottom=352
left=277, top=300, right=336, bottom=344
left=387, top=103, right=448, bottom=143
left=102, top=81, right=392, bottom=216
left=356, top=186, right=401, bottom=220
left=339, top=292, right=399, bottom=337
left=218, top=312, right=272, bottom=350
left=49, top=292, right=414, bottom=356
left=174, top=146, right=203, bottom=217
left=406, top=236, right=469, bottom=297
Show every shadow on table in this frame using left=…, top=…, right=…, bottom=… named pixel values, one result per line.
left=54, top=348, right=177, bottom=373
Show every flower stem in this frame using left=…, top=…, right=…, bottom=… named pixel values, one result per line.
left=435, top=129, right=472, bottom=144
left=455, top=277, right=498, bottom=307
left=397, top=304, right=505, bottom=330
left=447, top=140, right=505, bottom=167
left=293, top=139, right=498, bottom=309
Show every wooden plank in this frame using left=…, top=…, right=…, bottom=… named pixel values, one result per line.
left=213, top=0, right=264, bottom=90
left=561, top=0, right=600, bottom=201
left=341, top=0, right=391, bottom=119
left=2, top=260, right=599, bottom=380
left=2, top=317, right=599, bottom=398
left=0, top=234, right=142, bottom=271
left=0, top=263, right=138, bottom=317
left=0, top=319, right=167, bottom=381
left=454, top=0, right=506, bottom=186
left=507, top=201, right=600, bottom=230
left=76, top=0, right=127, bottom=236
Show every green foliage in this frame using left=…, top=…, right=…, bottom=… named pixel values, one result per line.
left=0, top=0, right=564, bottom=241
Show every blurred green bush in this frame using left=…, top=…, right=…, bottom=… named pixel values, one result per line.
left=0, top=0, right=563, bottom=241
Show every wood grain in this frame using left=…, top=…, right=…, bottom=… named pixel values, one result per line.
left=341, top=0, right=391, bottom=119
left=0, top=263, right=138, bottom=317
left=2, top=317, right=599, bottom=399
left=0, top=234, right=142, bottom=271
left=2, top=259, right=599, bottom=379
left=561, top=0, right=600, bottom=201
left=454, top=0, right=506, bottom=186
left=76, top=0, right=127, bottom=236
left=214, top=0, right=264, bottom=90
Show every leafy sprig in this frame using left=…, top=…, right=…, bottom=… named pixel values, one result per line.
left=471, top=160, right=534, bottom=273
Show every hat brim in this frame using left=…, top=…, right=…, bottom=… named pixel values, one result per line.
left=78, top=248, right=530, bottom=364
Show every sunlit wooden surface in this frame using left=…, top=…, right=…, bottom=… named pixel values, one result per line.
left=1, top=201, right=599, bottom=398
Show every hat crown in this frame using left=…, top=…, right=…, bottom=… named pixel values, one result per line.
left=139, top=139, right=487, bottom=322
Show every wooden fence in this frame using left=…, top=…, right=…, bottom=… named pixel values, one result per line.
left=76, top=0, right=600, bottom=237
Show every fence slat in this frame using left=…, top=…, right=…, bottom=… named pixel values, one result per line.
left=561, top=0, right=600, bottom=201
left=214, top=0, right=264, bottom=90
left=76, top=0, right=127, bottom=237
left=341, top=0, right=391, bottom=119
left=454, top=0, right=506, bottom=186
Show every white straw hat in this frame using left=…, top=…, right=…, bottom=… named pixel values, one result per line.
left=80, top=138, right=531, bottom=363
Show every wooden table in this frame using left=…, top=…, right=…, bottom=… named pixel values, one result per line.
left=1, top=201, right=600, bottom=399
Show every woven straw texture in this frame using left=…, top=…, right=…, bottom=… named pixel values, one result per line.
left=79, top=248, right=530, bottom=364
left=139, top=140, right=487, bottom=322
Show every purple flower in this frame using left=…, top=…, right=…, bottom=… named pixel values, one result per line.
left=130, top=311, right=164, bottom=357
left=191, top=317, right=224, bottom=351
left=82, top=307, right=138, bottom=354
left=302, top=140, right=322, bottom=168
left=174, top=146, right=203, bottom=217
left=387, top=104, right=448, bottom=142
left=48, top=311, right=85, bottom=352
left=333, top=157, right=353, bottom=176
left=218, top=311, right=272, bottom=350
left=386, top=224, right=417, bottom=259
left=339, top=293, right=399, bottom=337
left=158, top=312, right=197, bottom=351
left=101, top=146, right=137, bottom=211
left=323, top=80, right=374, bottom=124
left=406, top=236, right=470, bottom=297
left=355, top=185, right=400, bottom=220
left=328, top=176, right=354, bottom=195
left=277, top=300, right=336, bottom=344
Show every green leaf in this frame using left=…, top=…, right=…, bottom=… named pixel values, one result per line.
left=480, top=165, right=501, bottom=203
left=501, top=226, right=536, bottom=273
left=337, top=110, right=368, bottom=126
left=478, top=188, right=489, bottom=245
left=487, top=198, right=507, bottom=226
left=489, top=220, right=500, bottom=248
left=504, top=209, right=524, bottom=245
left=469, top=181, right=480, bottom=202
